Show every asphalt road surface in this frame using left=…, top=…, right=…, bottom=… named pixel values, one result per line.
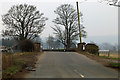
left=25, top=52, right=118, bottom=78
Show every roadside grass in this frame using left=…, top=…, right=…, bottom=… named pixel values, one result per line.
left=77, top=52, right=119, bottom=70
left=99, top=56, right=109, bottom=58
left=81, top=52, right=119, bottom=60
left=2, top=52, right=41, bottom=78
left=3, top=66, right=21, bottom=77
left=3, top=66, right=20, bottom=76
left=14, top=60, right=26, bottom=65
left=99, top=56, right=120, bottom=60
left=3, top=59, right=25, bottom=78
left=109, top=63, right=120, bottom=68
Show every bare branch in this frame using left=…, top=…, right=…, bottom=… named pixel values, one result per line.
left=2, top=4, right=48, bottom=41
left=52, top=4, right=87, bottom=49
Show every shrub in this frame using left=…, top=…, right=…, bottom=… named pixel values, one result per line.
left=85, top=43, right=99, bottom=54
left=19, top=39, right=34, bottom=52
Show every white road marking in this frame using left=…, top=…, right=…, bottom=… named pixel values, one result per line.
left=80, top=74, right=84, bottom=78
left=74, top=70, right=85, bottom=78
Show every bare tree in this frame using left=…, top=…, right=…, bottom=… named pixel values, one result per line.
left=98, top=0, right=120, bottom=7
left=52, top=4, right=86, bottom=49
left=54, top=39, right=61, bottom=49
left=46, top=35, right=62, bottom=49
left=46, top=35, right=55, bottom=49
left=2, top=4, right=48, bottom=41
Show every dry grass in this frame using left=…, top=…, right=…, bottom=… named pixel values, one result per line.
left=78, top=52, right=119, bottom=70
left=2, top=52, right=33, bottom=70
left=2, top=52, right=42, bottom=78
left=99, top=53, right=119, bottom=58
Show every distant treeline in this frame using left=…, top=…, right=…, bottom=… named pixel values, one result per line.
left=1, top=38, right=17, bottom=47
left=0, top=38, right=118, bottom=52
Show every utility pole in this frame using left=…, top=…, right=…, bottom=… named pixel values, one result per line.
left=76, top=1, right=82, bottom=43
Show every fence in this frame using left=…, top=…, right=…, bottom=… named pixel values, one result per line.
left=2, top=54, right=13, bottom=70
left=2, top=53, right=24, bottom=70
left=99, top=50, right=118, bottom=58
left=99, top=50, right=110, bottom=57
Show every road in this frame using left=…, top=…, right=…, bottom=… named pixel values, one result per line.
left=25, top=52, right=118, bottom=78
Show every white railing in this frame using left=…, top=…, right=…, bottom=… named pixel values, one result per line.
left=99, top=50, right=110, bottom=57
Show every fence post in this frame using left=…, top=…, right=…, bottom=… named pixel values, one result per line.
left=97, top=52, right=99, bottom=56
left=108, top=51, right=110, bottom=58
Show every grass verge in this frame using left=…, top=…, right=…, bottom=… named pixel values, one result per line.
left=3, top=60, right=25, bottom=78
left=109, top=63, right=120, bottom=68
left=2, top=52, right=42, bottom=78
left=99, top=56, right=120, bottom=60
left=77, top=52, right=119, bottom=70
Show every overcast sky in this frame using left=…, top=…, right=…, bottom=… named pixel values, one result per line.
left=0, top=0, right=118, bottom=45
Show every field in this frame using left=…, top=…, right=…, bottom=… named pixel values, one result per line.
left=99, top=52, right=119, bottom=58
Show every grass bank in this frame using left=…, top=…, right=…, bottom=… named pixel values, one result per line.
left=77, top=52, right=119, bottom=70
left=2, top=52, right=43, bottom=78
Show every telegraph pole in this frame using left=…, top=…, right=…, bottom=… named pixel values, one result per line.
left=76, top=1, right=82, bottom=43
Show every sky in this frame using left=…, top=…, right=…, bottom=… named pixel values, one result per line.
left=0, top=0, right=118, bottom=45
